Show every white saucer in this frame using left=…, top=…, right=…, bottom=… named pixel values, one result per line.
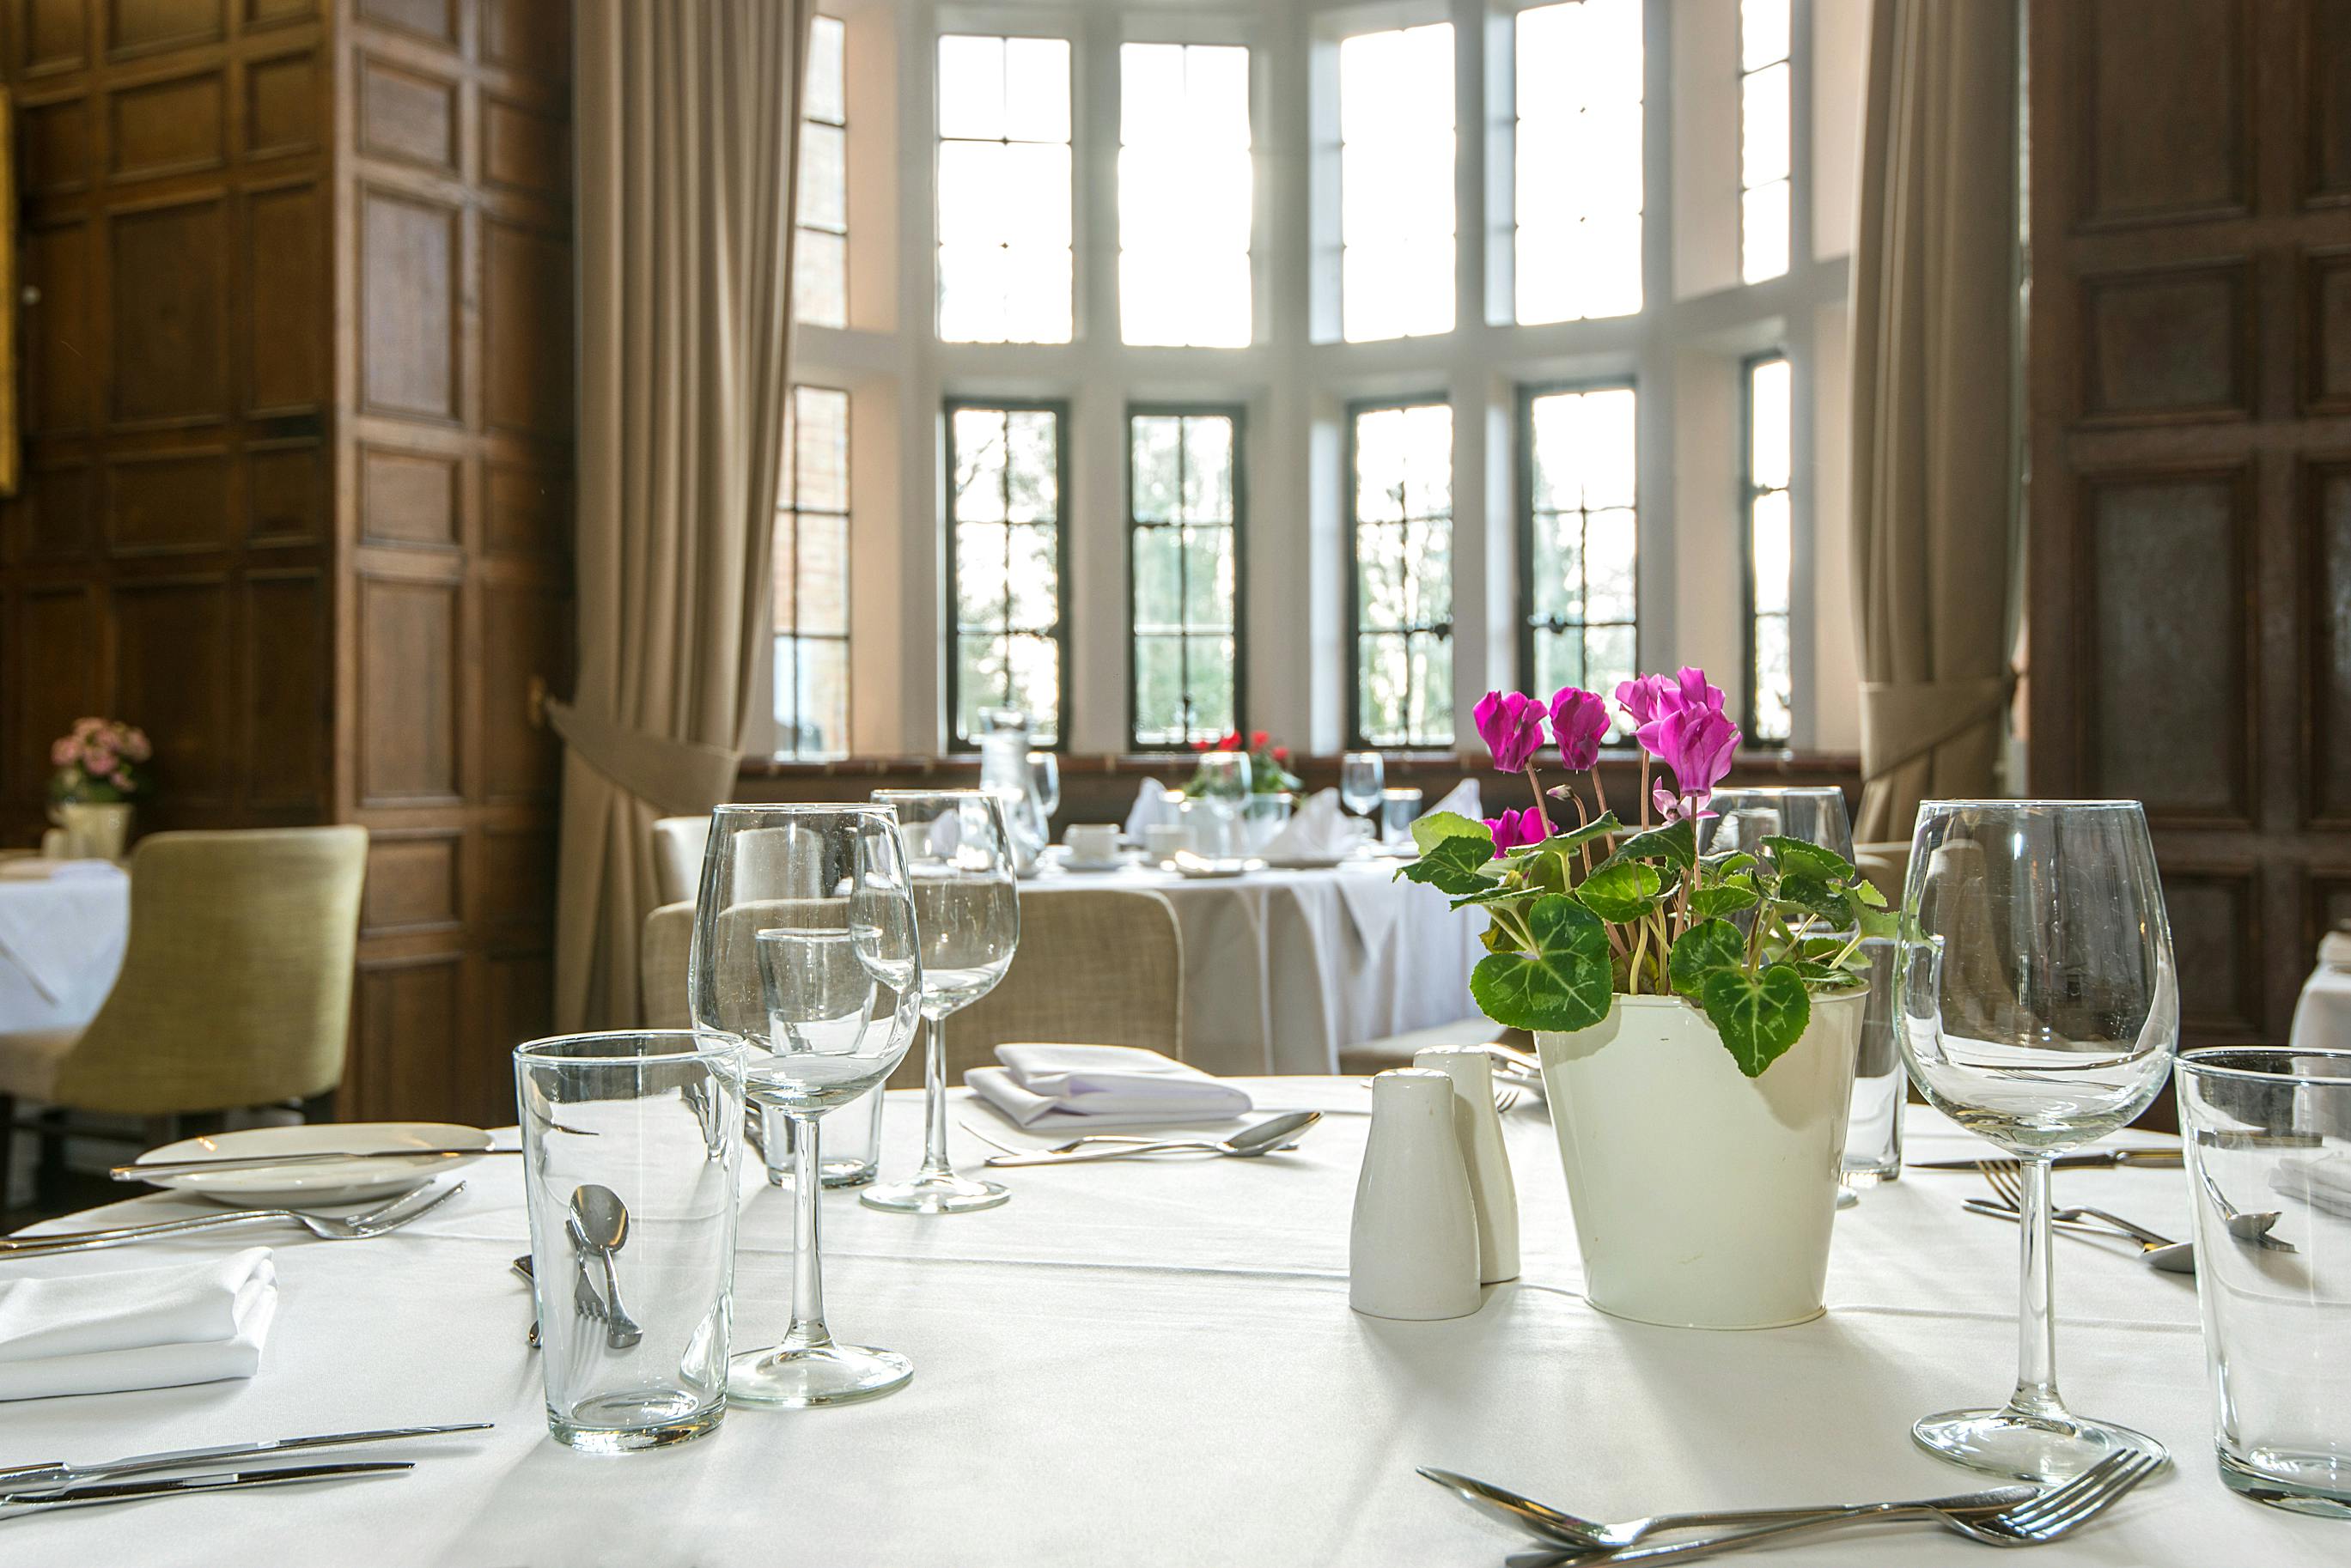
left=1258, top=850, right=1355, bottom=870
left=1060, top=856, right=1127, bottom=873
left=131, top=1122, right=494, bottom=1207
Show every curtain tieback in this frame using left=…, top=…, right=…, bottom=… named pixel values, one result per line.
left=545, top=698, right=740, bottom=817
left=1859, top=674, right=2015, bottom=783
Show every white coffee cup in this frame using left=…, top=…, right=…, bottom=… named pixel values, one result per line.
left=1065, top=823, right=1120, bottom=864
left=1142, top=823, right=1187, bottom=863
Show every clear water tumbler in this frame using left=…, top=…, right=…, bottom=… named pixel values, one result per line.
left=515, top=1030, right=744, bottom=1453
left=2177, top=1046, right=2351, bottom=1516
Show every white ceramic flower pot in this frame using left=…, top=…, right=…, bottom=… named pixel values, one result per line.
left=59, top=801, right=133, bottom=862
left=1537, top=988, right=1864, bottom=1330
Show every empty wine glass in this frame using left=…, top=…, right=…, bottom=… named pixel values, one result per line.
left=862, top=790, right=1020, bottom=1214
left=690, top=805, right=923, bottom=1407
left=1191, top=751, right=1252, bottom=857
left=1897, top=799, right=2178, bottom=1480
left=1340, top=751, right=1385, bottom=822
left=1698, top=785, right=1856, bottom=862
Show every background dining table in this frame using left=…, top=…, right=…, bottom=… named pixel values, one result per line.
left=0, top=861, right=129, bottom=1041
left=2, top=1079, right=2339, bottom=1565
left=1029, top=855, right=1485, bottom=1074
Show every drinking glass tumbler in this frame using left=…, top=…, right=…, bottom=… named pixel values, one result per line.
left=751, top=1083, right=886, bottom=1188
left=2178, top=1047, right=2351, bottom=1517
left=514, top=1030, right=745, bottom=1453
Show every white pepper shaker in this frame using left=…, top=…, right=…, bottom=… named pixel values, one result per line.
left=1349, top=1068, right=1483, bottom=1320
left=1415, top=1045, right=1520, bottom=1284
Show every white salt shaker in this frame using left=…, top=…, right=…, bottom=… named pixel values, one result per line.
left=1349, top=1068, right=1482, bottom=1320
left=1415, top=1045, right=1520, bottom=1284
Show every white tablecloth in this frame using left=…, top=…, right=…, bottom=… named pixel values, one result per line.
left=2, top=1083, right=2338, bottom=1565
left=0, top=864, right=129, bottom=1037
left=1029, top=859, right=1483, bottom=1075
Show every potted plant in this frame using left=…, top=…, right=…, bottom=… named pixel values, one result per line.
left=1185, top=728, right=1302, bottom=797
left=48, top=717, right=151, bottom=861
left=1399, top=670, right=1887, bottom=1328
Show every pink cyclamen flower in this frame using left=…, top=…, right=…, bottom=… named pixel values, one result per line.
left=1653, top=782, right=1694, bottom=824
left=1472, top=691, right=1550, bottom=775
left=1486, top=805, right=1547, bottom=853
left=1651, top=703, right=1740, bottom=804
left=1549, top=687, right=1610, bottom=772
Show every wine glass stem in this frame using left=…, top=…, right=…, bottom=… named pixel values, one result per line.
left=917, top=1012, right=955, bottom=1179
left=2007, top=1152, right=2063, bottom=1421
left=783, top=1109, right=832, bottom=1352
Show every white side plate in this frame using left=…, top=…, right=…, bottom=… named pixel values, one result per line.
left=131, top=1122, right=492, bottom=1208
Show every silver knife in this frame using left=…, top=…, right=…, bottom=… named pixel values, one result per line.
left=0, top=1461, right=412, bottom=1520
left=0, top=1423, right=490, bottom=1490
left=1909, top=1149, right=2182, bottom=1171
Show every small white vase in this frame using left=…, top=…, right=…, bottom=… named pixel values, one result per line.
left=1538, top=989, right=1864, bottom=1330
left=1349, top=1068, right=1483, bottom=1321
left=59, top=802, right=134, bottom=862
left=1413, top=1045, right=1520, bottom=1283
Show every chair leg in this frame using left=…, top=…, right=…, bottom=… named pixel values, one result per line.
left=298, top=1089, right=337, bottom=1124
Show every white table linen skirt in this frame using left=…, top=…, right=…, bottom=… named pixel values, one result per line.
left=0, top=1082, right=2337, bottom=1565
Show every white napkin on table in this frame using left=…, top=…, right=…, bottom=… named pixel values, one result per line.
left=1124, top=780, right=1179, bottom=838
left=0, top=1248, right=278, bottom=1401
left=1259, top=788, right=1355, bottom=862
left=967, top=1044, right=1252, bottom=1129
left=1422, top=779, right=1481, bottom=823
left=2271, top=1152, right=2351, bottom=1219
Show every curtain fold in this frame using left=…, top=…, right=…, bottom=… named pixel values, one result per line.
left=556, top=0, right=807, bottom=1030
left=1849, top=0, right=2019, bottom=845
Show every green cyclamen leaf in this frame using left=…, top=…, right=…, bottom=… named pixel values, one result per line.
left=1687, top=884, right=1759, bottom=921
left=1544, top=811, right=1623, bottom=854
left=1771, top=872, right=1853, bottom=924
left=1852, top=878, right=1888, bottom=909
left=1764, top=836, right=1855, bottom=884
left=1602, top=819, right=1696, bottom=872
left=1702, top=850, right=1760, bottom=878
left=1575, top=858, right=1661, bottom=922
left=1855, top=904, right=1901, bottom=941
left=1411, top=810, right=1492, bottom=855
left=1398, top=833, right=1500, bottom=896
left=1700, top=965, right=1812, bottom=1078
left=1668, top=917, right=1748, bottom=994
left=1469, top=894, right=1615, bottom=1034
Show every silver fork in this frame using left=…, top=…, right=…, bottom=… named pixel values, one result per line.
left=1494, top=1086, right=1522, bottom=1115
left=1498, top=1451, right=2162, bottom=1566
left=0, top=1182, right=466, bottom=1258
left=1978, top=1160, right=2178, bottom=1249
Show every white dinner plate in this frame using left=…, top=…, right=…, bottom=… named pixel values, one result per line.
left=1256, top=850, right=1355, bottom=870
left=130, top=1122, right=494, bottom=1208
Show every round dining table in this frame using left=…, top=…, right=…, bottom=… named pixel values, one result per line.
left=0, top=861, right=129, bottom=1040
left=1, top=1080, right=2338, bottom=1565
left=1027, top=855, right=1486, bottom=1075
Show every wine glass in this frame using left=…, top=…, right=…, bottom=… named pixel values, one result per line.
left=862, top=790, right=1020, bottom=1214
left=1026, top=750, right=1061, bottom=830
left=1340, top=751, right=1385, bottom=823
left=1697, top=785, right=1855, bottom=862
left=1191, top=750, right=1252, bottom=858
left=689, top=805, right=923, bottom=1407
left=1896, top=799, right=2178, bottom=1480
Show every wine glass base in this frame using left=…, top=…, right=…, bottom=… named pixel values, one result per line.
left=727, top=1342, right=911, bottom=1408
left=860, top=1170, right=1009, bottom=1213
left=1912, top=1407, right=2168, bottom=1483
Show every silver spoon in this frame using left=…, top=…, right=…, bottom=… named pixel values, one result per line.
left=2196, top=1161, right=2293, bottom=1252
left=511, top=1255, right=539, bottom=1349
left=567, top=1186, right=643, bottom=1349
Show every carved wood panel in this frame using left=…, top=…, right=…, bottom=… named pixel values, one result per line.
left=2031, top=0, right=2351, bottom=1056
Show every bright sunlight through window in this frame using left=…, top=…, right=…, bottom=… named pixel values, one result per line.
left=1514, top=0, right=1642, bottom=325
left=1120, top=44, right=1252, bottom=348
left=1339, top=24, right=1454, bottom=343
left=937, top=34, right=1075, bottom=343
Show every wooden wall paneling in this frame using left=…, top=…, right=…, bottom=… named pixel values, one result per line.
left=2031, top=0, right=2351, bottom=1054
left=112, top=573, right=234, bottom=816
left=8, top=585, right=102, bottom=808
left=361, top=826, right=462, bottom=933
left=348, top=950, right=462, bottom=1120
left=355, top=563, right=461, bottom=805
left=356, top=185, right=460, bottom=422
left=19, top=1, right=93, bottom=78
left=107, top=195, right=231, bottom=427
left=107, top=66, right=228, bottom=181
left=107, top=1, right=228, bottom=63
left=241, top=565, right=329, bottom=813
left=245, top=177, right=328, bottom=414
left=21, top=220, right=94, bottom=438
left=244, top=45, right=320, bottom=159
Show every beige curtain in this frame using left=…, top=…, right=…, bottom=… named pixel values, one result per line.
left=1849, top=0, right=2019, bottom=844
left=554, top=0, right=807, bottom=1030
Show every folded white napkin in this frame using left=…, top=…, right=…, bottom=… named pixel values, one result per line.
left=2271, top=1152, right=2351, bottom=1219
left=2321, top=929, right=2351, bottom=970
left=0, top=1248, right=278, bottom=1401
left=1124, top=780, right=1179, bottom=838
left=1260, top=788, right=1355, bottom=861
left=1422, top=779, right=1481, bottom=823
left=967, top=1044, right=1252, bottom=1129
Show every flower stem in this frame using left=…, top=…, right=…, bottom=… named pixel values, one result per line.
left=1523, top=765, right=1552, bottom=838
left=1636, top=751, right=1651, bottom=829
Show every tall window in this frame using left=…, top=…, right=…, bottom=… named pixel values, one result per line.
left=936, top=34, right=1073, bottom=343
left=947, top=401, right=1065, bottom=747
left=775, top=386, right=851, bottom=760
left=795, top=15, right=848, bottom=328
left=1130, top=410, right=1242, bottom=748
left=1739, top=0, right=1791, bottom=284
left=1744, top=354, right=1793, bottom=744
left=1513, top=0, right=1642, bottom=324
left=1338, top=24, right=1454, bottom=343
left=1350, top=400, right=1453, bottom=747
left=1521, top=385, right=1638, bottom=716
left=1120, top=44, right=1252, bottom=347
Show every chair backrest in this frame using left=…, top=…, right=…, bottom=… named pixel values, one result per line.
left=641, top=887, right=1187, bottom=1090
left=53, top=826, right=369, bottom=1115
left=651, top=816, right=710, bottom=906
left=889, top=886, right=1184, bottom=1088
